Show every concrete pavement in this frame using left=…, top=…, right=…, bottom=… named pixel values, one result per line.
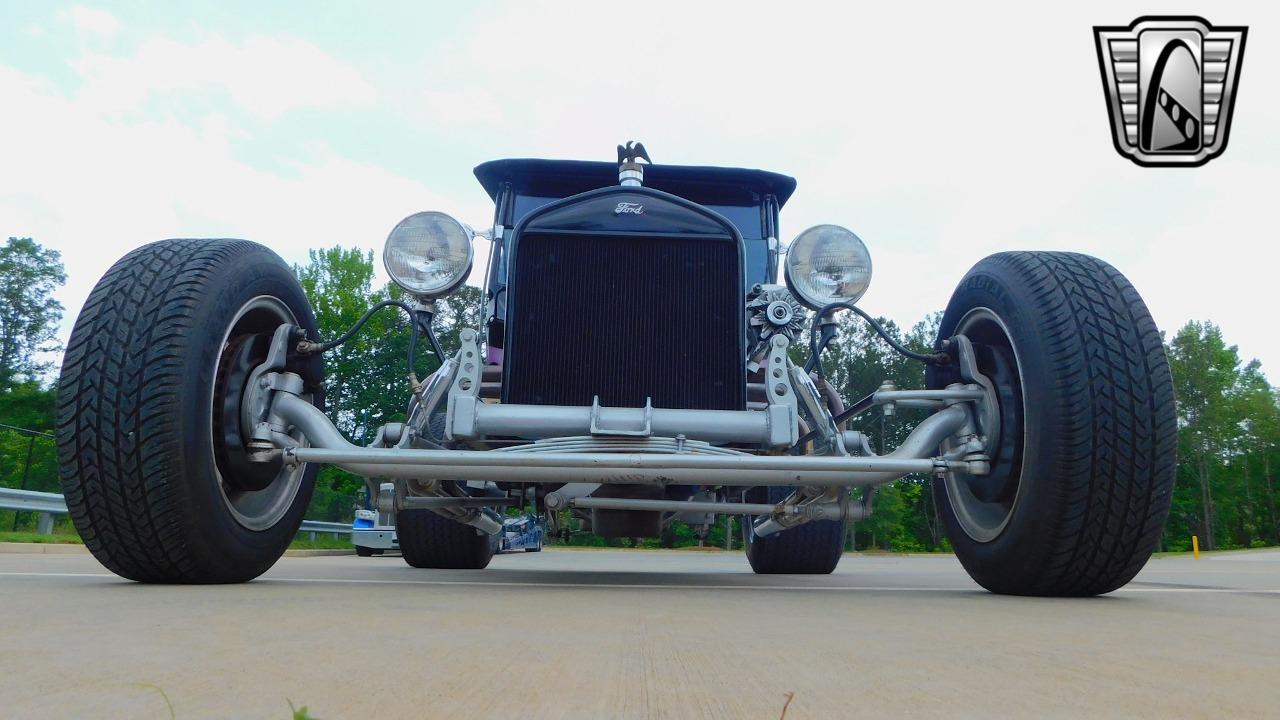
left=1, top=548, right=1277, bottom=719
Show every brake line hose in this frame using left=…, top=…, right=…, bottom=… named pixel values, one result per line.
left=806, top=301, right=947, bottom=378
left=301, top=300, right=414, bottom=353
left=296, top=299, right=447, bottom=386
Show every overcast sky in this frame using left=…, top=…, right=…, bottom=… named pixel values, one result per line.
left=2, top=2, right=1277, bottom=379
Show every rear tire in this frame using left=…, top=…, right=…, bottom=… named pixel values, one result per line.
left=56, top=239, right=325, bottom=583
left=397, top=509, right=497, bottom=569
left=930, top=251, right=1176, bottom=596
left=743, top=487, right=846, bottom=574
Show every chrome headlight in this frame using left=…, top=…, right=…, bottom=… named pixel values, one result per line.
left=783, top=224, right=873, bottom=310
left=383, top=211, right=474, bottom=298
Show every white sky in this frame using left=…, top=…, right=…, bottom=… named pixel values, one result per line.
left=2, top=2, right=1277, bottom=378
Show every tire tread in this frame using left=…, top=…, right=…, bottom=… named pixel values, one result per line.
left=745, top=487, right=846, bottom=574
left=397, top=509, right=496, bottom=570
left=943, top=251, right=1175, bottom=596
left=56, top=239, right=307, bottom=583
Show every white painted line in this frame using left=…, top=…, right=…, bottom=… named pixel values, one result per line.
left=1121, top=587, right=1280, bottom=594
left=1, top=572, right=116, bottom=579
left=1, top=572, right=1277, bottom=594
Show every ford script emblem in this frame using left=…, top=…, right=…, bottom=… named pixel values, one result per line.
left=614, top=202, right=644, bottom=215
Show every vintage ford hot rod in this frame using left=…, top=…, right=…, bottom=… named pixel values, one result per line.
left=56, top=143, right=1175, bottom=594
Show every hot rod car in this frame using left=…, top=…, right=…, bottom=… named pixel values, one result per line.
left=56, top=143, right=1175, bottom=595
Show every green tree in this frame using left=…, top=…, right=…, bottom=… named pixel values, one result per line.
left=0, top=382, right=60, bottom=529
left=795, top=309, right=946, bottom=551
left=0, top=237, right=64, bottom=525
left=0, top=237, right=66, bottom=388
left=0, top=383, right=58, bottom=493
left=0, top=381, right=57, bottom=431
left=1166, top=321, right=1257, bottom=550
left=295, top=247, right=398, bottom=521
left=296, top=247, right=389, bottom=445
left=293, top=247, right=484, bottom=521
left=1229, top=362, right=1279, bottom=545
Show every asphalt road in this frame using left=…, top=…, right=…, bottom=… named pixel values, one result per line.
left=1, top=548, right=1277, bottom=719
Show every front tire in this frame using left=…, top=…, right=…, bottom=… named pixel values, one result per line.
left=56, top=239, right=325, bottom=583
left=930, top=252, right=1176, bottom=596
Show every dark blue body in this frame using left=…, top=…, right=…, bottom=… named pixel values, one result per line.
left=474, top=158, right=798, bottom=507
left=476, top=158, right=796, bottom=305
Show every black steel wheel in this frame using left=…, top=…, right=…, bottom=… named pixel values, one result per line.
left=939, top=307, right=1026, bottom=543
left=929, top=252, right=1176, bottom=596
left=56, top=239, right=325, bottom=583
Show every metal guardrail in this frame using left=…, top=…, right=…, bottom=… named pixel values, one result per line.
left=0, top=487, right=66, bottom=514
left=0, top=487, right=351, bottom=538
left=0, top=488, right=64, bottom=534
left=299, top=520, right=352, bottom=533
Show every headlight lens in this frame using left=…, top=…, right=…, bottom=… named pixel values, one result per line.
left=783, top=224, right=873, bottom=309
left=383, top=211, right=474, bottom=298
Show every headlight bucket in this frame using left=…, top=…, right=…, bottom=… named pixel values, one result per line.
left=783, top=224, right=873, bottom=310
left=383, top=211, right=474, bottom=298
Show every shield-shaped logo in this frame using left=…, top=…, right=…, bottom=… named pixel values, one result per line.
left=1094, top=16, right=1247, bottom=166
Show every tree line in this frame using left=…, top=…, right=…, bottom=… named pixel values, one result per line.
left=0, top=237, right=65, bottom=531
left=2, top=238, right=1276, bottom=553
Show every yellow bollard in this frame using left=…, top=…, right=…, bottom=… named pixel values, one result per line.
left=1192, top=535, right=1200, bottom=560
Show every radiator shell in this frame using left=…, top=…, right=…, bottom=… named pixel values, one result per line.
left=502, top=186, right=746, bottom=411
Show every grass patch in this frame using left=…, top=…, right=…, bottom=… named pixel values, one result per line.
left=1157, top=545, right=1274, bottom=558
left=1, top=529, right=356, bottom=550
left=1, top=528, right=357, bottom=551
left=0, top=530, right=83, bottom=544
left=289, top=534, right=353, bottom=550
